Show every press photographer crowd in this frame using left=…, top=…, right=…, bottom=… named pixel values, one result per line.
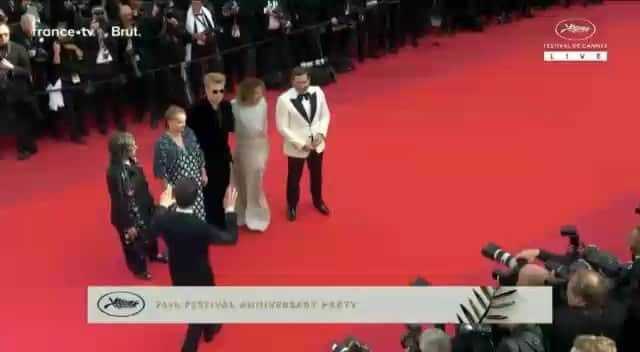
left=330, top=217, right=638, bottom=352
left=0, top=0, right=603, bottom=160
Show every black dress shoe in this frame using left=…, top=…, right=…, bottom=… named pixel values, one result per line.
left=150, top=254, right=169, bottom=263
left=314, top=202, right=330, bottom=216
left=287, top=207, right=297, bottom=221
left=135, top=272, right=152, bottom=280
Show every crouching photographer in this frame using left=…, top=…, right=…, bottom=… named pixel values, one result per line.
left=485, top=225, right=638, bottom=299
left=482, top=236, right=634, bottom=351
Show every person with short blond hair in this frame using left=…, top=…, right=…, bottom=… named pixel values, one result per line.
left=153, top=104, right=208, bottom=222
left=204, top=72, right=226, bottom=86
left=572, top=335, right=616, bottom=352
left=187, top=72, right=236, bottom=229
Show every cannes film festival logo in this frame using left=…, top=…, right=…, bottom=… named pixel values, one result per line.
left=555, top=18, right=596, bottom=41
left=97, top=291, right=146, bottom=317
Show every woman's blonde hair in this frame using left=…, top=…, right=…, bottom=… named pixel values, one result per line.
left=164, top=105, right=186, bottom=129
left=236, top=77, right=265, bottom=105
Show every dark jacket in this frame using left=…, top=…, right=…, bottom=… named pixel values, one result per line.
left=548, top=289, right=626, bottom=352
left=1, top=41, right=32, bottom=103
left=78, top=20, right=121, bottom=79
left=48, top=38, right=85, bottom=85
left=187, top=99, right=235, bottom=166
left=150, top=206, right=238, bottom=286
left=106, top=160, right=156, bottom=231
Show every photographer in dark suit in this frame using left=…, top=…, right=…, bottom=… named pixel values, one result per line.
left=118, top=4, right=154, bottom=123
left=513, top=259, right=626, bottom=352
left=79, top=6, right=126, bottom=134
left=185, top=0, right=222, bottom=99
left=48, top=29, right=88, bottom=143
left=214, top=0, right=256, bottom=90
left=151, top=178, right=239, bottom=352
left=0, top=21, right=41, bottom=160
left=11, top=14, right=50, bottom=137
left=254, top=0, right=293, bottom=88
left=290, top=0, right=328, bottom=64
left=324, top=0, right=357, bottom=72
left=549, top=269, right=625, bottom=352
left=147, top=1, right=191, bottom=125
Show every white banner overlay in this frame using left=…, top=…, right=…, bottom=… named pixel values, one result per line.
left=88, top=286, right=552, bottom=324
left=544, top=51, right=608, bottom=62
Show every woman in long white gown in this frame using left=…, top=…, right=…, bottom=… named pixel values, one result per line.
left=231, top=78, right=270, bottom=231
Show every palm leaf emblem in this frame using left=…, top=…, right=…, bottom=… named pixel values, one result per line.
left=457, top=286, right=517, bottom=325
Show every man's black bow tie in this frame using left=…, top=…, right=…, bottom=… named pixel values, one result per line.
left=298, top=93, right=311, bottom=100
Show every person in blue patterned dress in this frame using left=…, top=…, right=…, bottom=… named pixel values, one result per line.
left=153, top=105, right=209, bottom=222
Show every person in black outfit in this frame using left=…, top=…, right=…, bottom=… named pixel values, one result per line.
left=0, top=22, right=41, bottom=160
left=399, top=0, right=422, bottom=48
left=324, top=0, right=357, bottom=72
left=146, top=2, right=191, bottom=125
left=358, top=0, right=386, bottom=58
left=48, top=31, right=88, bottom=143
left=514, top=250, right=626, bottom=352
left=118, top=4, right=155, bottom=123
left=254, top=0, right=294, bottom=88
left=151, top=178, right=239, bottom=352
left=549, top=269, right=626, bottom=352
left=185, top=0, right=223, bottom=100
left=79, top=6, right=126, bottom=134
left=290, top=0, right=327, bottom=63
left=214, top=0, right=255, bottom=90
left=187, top=72, right=234, bottom=229
left=106, top=132, right=168, bottom=280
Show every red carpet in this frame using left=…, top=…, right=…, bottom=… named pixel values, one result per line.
left=1, top=3, right=639, bottom=351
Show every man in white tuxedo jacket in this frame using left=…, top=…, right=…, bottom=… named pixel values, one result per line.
left=276, top=67, right=331, bottom=221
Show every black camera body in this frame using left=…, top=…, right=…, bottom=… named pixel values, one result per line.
left=222, top=1, right=240, bottom=16
left=70, top=0, right=93, bottom=18
left=155, top=0, right=176, bottom=19
left=91, top=6, right=108, bottom=26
